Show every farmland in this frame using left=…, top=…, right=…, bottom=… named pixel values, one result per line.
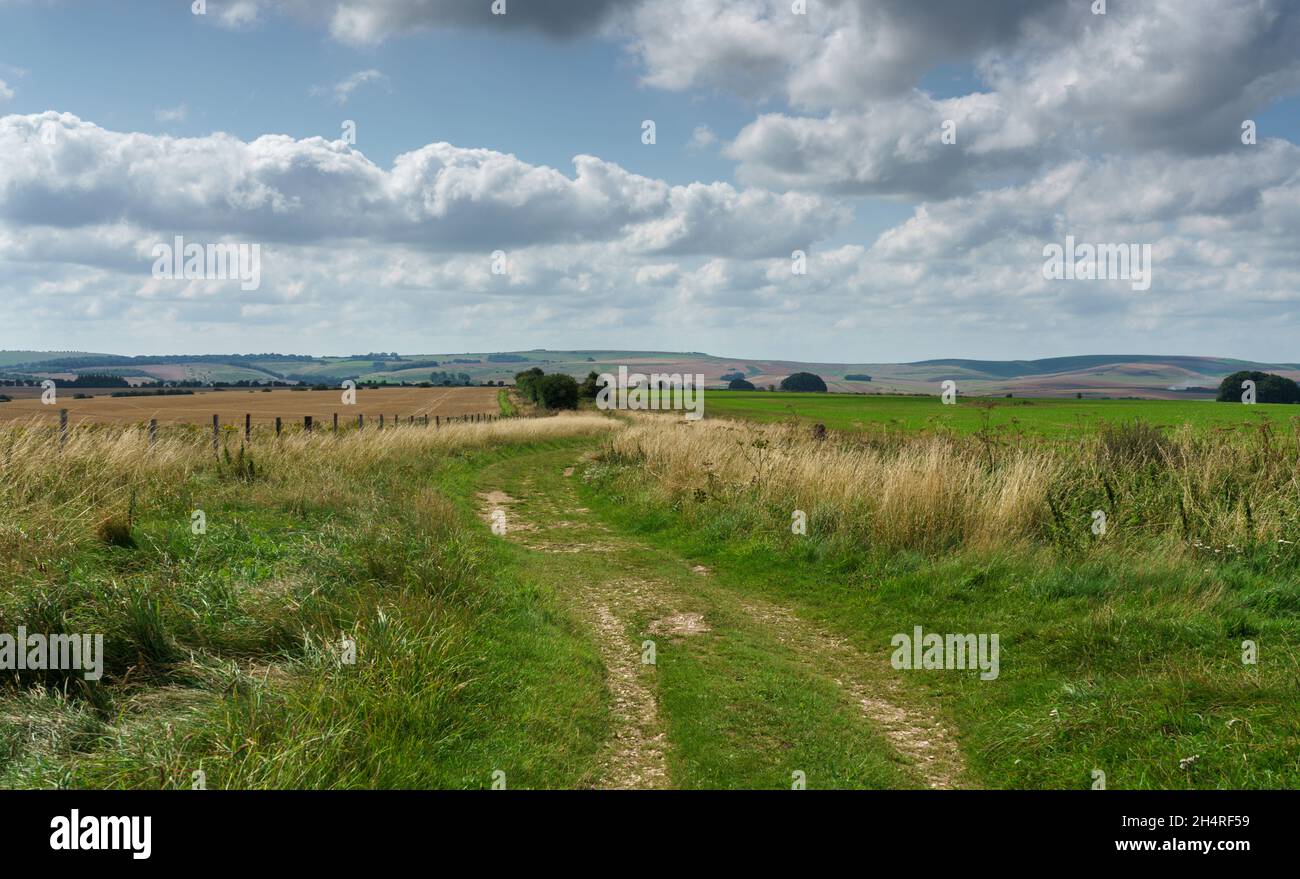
left=6, top=349, right=1300, bottom=399
left=1, top=403, right=1296, bottom=789
left=0, top=386, right=503, bottom=427
left=702, top=390, right=1300, bottom=438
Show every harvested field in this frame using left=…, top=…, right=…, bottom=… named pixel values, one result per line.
left=0, top=386, right=503, bottom=426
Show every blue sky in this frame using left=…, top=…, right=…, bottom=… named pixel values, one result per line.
left=1, top=0, right=1298, bottom=362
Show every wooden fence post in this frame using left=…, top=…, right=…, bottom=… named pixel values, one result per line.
left=358, top=414, right=364, bottom=430
left=435, top=415, right=440, bottom=428
left=275, top=417, right=282, bottom=437
left=148, top=419, right=157, bottom=446
left=212, top=415, right=219, bottom=454
left=379, top=414, right=384, bottom=431
left=59, top=409, right=68, bottom=448
left=333, top=413, right=339, bottom=433
left=305, top=415, right=313, bottom=434
left=245, top=413, right=251, bottom=443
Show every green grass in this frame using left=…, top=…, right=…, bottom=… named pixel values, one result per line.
left=576, top=454, right=1300, bottom=789
left=497, top=389, right=517, bottom=417
left=703, top=390, right=1300, bottom=438
left=0, top=437, right=610, bottom=789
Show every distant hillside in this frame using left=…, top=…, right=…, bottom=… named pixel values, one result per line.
left=3, top=350, right=1296, bottom=399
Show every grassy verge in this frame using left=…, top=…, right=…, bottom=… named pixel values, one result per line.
left=497, top=389, right=518, bottom=417
left=578, top=416, right=1300, bottom=789
left=0, top=416, right=615, bottom=788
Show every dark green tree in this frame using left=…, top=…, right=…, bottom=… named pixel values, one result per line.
left=779, top=372, right=828, bottom=392
left=536, top=373, right=579, bottom=410
left=579, top=371, right=603, bottom=400
left=728, top=378, right=757, bottom=390
left=1216, top=371, right=1300, bottom=403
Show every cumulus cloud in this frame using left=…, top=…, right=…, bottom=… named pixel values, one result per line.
left=654, top=0, right=1300, bottom=198
left=0, top=112, right=844, bottom=256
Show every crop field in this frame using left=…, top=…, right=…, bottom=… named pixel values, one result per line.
left=0, top=386, right=503, bottom=427
left=702, top=390, right=1300, bottom=438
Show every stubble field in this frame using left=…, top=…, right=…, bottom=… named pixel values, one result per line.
left=0, top=386, right=503, bottom=427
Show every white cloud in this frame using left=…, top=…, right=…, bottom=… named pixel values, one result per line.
left=686, top=125, right=716, bottom=151
left=0, top=79, right=13, bottom=105
left=215, top=0, right=262, bottom=29
left=311, top=69, right=387, bottom=105
left=0, top=112, right=845, bottom=257
left=154, top=103, right=188, bottom=123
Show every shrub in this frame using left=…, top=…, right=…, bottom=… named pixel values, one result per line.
left=536, top=374, right=579, bottom=410
left=780, top=372, right=828, bottom=392
left=728, top=378, right=757, bottom=390
left=844, top=374, right=872, bottom=382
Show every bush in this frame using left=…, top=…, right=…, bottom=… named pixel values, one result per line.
left=1216, top=371, right=1300, bottom=403
left=720, top=370, right=747, bottom=383
left=728, top=378, right=757, bottom=390
left=844, top=374, right=872, bottom=382
left=536, top=374, right=579, bottom=410
left=579, top=371, right=603, bottom=400
left=515, top=367, right=545, bottom=402
left=779, top=372, right=828, bottom=392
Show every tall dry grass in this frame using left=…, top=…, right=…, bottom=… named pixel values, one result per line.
left=600, top=414, right=1300, bottom=554
left=0, top=413, right=618, bottom=583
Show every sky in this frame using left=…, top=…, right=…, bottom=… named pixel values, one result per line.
left=0, top=0, right=1298, bottom=363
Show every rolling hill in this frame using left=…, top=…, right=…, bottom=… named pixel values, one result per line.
left=2, top=350, right=1296, bottom=399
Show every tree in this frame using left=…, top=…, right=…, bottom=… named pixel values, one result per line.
left=514, top=367, right=545, bottom=402
left=536, top=373, right=579, bottom=410
left=579, top=371, right=603, bottom=400
left=720, top=370, right=747, bottom=383
left=728, top=378, right=756, bottom=390
left=779, top=372, right=828, bottom=392
left=1216, top=370, right=1300, bottom=403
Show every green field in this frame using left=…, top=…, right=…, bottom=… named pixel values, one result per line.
left=703, top=391, right=1300, bottom=437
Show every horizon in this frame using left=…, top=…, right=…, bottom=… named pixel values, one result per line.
left=4, top=347, right=1298, bottom=369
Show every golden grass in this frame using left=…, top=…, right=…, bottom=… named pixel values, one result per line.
left=0, top=412, right=619, bottom=582
left=603, top=413, right=1300, bottom=553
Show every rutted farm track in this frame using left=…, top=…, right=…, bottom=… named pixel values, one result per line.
left=477, top=447, right=971, bottom=790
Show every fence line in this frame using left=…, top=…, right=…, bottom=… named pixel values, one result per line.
left=45, top=408, right=517, bottom=449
